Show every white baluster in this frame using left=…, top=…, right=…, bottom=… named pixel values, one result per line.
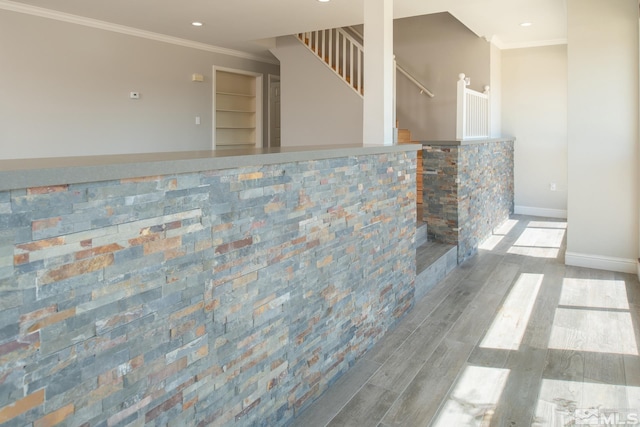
left=357, top=50, right=362, bottom=93
left=349, top=43, right=354, bottom=87
left=294, top=27, right=364, bottom=97
left=329, top=29, right=333, bottom=68
left=342, top=35, right=347, bottom=80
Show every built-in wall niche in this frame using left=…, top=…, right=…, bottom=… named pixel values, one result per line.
left=214, top=68, right=263, bottom=149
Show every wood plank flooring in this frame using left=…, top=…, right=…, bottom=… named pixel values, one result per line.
left=292, top=215, right=640, bottom=427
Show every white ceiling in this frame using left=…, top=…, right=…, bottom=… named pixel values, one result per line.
left=4, top=0, right=567, bottom=60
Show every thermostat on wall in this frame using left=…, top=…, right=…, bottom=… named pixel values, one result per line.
left=130, top=92, right=140, bottom=99
left=192, top=73, right=204, bottom=82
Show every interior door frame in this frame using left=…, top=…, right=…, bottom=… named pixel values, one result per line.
left=212, top=66, right=263, bottom=150
left=268, top=74, right=281, bottom=148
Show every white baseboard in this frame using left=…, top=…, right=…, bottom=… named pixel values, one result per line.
left=514, top=205, right=567, bottom=219
left=565, top=251, right=638, bottom=274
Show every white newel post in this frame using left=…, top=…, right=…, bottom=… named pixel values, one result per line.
left=456, top=73, right=467, bottom=140
left=363, top=0, right=394, bottom=146
left=484, top=85, right=491, bottom=139
left=456, top=73, right=491, bottom=140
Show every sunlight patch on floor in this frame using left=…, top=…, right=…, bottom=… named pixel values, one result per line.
left=507, top=225, right=565, bottom=258
left=548, top=308, right=638, bottom=355
left=513, top=228, right=565, bottom=248
left=548, top=278, right=638, bottom=355
left=533, top=379, right=640, bottom=426
left=479, top=234, right=504, bottom=251
left=479, top=219, right=520, bottom=250
left=507, top=246, right=560, bottom=258
left=559, top=278, right=630, bottom=310
left=431, top=365, right=510, bottom=427
left=494, top=219, right=519, bottom=235
left=480, top=273, right=544, bottom=350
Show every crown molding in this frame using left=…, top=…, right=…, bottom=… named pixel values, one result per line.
left=499, top=38, right=568, bottom=50
left=0, top=0, right=279, bottom=65
left=486, top=35, right=506, bottom=49
left=482, top=34, right=566, bottom=51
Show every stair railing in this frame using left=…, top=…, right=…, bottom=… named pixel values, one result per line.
left=347, top=26, right=434, bottom=99
left=395, top=61, right=434, bottom=98
left=297, top=28, right=364, bottom=97
left=456, top=73, right=490, bottom=140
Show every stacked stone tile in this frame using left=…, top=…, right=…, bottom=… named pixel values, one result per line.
left=422, top=140, right=514, bottom=262
left=0, top=152, right=416, bottom=426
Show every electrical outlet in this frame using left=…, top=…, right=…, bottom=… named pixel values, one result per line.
left=549, top=182, right=557, bottom=191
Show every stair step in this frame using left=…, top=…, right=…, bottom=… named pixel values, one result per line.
left=397, top=125, right=423, bottom=204
left=415, top=241, right=457, bottom=301
left=415, top=221, right=428, bottom=247
left=397, top=128, right=412, bottom=143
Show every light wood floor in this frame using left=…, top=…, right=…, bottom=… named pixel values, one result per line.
left=293, top=215, right=640, bottom=427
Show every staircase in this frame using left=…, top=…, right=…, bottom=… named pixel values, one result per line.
left=296, top=28, right=364, bottom=96
left=398, top=126, right=458, bottom=299
left=295, top=27, right=457, bottom=304
left=296, top=28, right=424, bottom=204
left=397, top=126, right=423, bottom=204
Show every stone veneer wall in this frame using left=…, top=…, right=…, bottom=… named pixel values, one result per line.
left=0, top=152, right=416, bottom=426
left=423, top=140, right=514, bottom=262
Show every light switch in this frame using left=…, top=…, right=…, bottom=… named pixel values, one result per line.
left=195, top=116, right=201, bottom=125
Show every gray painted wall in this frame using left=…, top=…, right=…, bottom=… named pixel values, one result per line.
left=270, top=36, right=363, bottom=147
left=0, top=10, right=279, bottom=160
left=394, top=13, right=491, bottom=141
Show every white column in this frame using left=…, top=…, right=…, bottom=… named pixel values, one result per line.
left=363, top=0, right=394, bottom=146
left=566, top=0, right=639, bottom=274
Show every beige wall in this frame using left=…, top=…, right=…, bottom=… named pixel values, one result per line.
left=0, top=10, right=278, bottom=159
left=394, top=13, right=491, bottom=141
left=270, top=36, right=363, bottom=147
left=502, top=45, right=568, bottom=218
left=566, top=0, right=639, bottom=272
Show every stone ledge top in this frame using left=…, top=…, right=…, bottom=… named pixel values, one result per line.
left=0, top=144, right=422, bottom=191
left=420, top=137, right=515, bottom=146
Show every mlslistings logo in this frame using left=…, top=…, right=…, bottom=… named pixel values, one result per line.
left=574, top=408, right=601, bottom=425
left=573, top=409, right=640, bottom=425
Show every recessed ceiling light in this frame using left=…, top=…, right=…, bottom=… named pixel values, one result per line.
left=317, top=0, right=331, bottom=3
left=191, top=21, right=204, bottom=27
left=520, top=22, right=532, bottom=27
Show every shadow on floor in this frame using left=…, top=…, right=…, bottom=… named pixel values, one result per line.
left=293, top=215, right=640, bottom=427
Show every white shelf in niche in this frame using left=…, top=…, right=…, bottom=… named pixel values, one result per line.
left=216, top=126, right=255, bottom=129
left=216, top=91, right=255, bottom=97
left=213, top=68, right=263, bottom=149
